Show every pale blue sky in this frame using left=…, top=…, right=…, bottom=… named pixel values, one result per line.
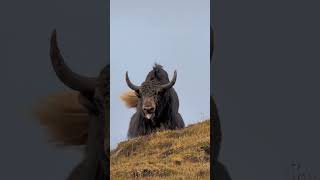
left=110, top=0, right=210, bottom=148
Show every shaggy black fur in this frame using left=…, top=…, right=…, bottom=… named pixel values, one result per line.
left=127, top=64, right=185, bottom=138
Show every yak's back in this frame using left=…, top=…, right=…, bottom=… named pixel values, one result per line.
left=145, top=64, right=170, bottom=84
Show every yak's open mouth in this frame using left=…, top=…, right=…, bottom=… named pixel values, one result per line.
left=145, top=113, right=155, bottom=120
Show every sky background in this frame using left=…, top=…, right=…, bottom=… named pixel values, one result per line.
left=110, top=0, right=210, bottom=148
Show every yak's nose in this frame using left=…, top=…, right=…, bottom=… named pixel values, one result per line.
left=143, top=106, right=155, bottom=113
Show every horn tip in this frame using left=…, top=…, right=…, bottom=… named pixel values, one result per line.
left=125, top=71, right=129, bottom=81
left=174, top=70, right=177, bottom=77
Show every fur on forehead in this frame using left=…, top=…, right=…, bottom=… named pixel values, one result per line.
left=140, top=80, right=162, bottom=95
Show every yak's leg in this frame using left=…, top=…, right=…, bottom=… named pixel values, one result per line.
left=175, top=113, right=185, bottom=128
left=127, top=112, right=142, bottom=138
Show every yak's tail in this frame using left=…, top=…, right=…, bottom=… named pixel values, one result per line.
left=120, top=90, right=138, bottom=108
left=34, top=91, right=89, bottom=146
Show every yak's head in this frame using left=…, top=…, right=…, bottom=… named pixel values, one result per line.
left=125, top=70, right=177, bottom=121
left=50, top=30, right=108, bottom=118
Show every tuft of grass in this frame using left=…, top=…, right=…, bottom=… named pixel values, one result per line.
left=110, top=120, right=210, bottom=179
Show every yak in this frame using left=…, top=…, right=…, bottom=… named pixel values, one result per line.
left=121, top=64, right=185, bottom=138
left=34, top=30, right=108, bottom=180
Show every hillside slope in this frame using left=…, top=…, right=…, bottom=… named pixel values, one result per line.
left=110, top=120, right=210, bottom=179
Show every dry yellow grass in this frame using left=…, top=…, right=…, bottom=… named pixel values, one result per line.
left=110, top=120, right=210, bottom=180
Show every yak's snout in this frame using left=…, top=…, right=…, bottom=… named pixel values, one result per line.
left=142, top=97, right=156, bottom=120
left=143, top=106, right=155, bottom=114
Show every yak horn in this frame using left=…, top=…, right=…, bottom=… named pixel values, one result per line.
left=161, top=70, right=177, bottom=90
left=125, top=71, right=140, bottom=91
left=50, top=29, right=97, bottom=94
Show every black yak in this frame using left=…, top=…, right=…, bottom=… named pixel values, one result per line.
left=121, top=64, right=185, bottom=138
left=34, top=30, right=108, bottom=180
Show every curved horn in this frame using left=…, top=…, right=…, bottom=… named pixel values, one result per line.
left=161, top=70, right=177, bottom=90
left=50, top=29, right=97, bottom=93
left=125, top=71, right=140, bottom=91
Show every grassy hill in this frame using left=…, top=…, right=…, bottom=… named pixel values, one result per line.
left=110, top=120, right=210, bottom=180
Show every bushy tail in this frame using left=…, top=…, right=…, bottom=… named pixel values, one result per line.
left=34, top=91, right=89, bottom=146
left=120, top=90, right=138, bottom=108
